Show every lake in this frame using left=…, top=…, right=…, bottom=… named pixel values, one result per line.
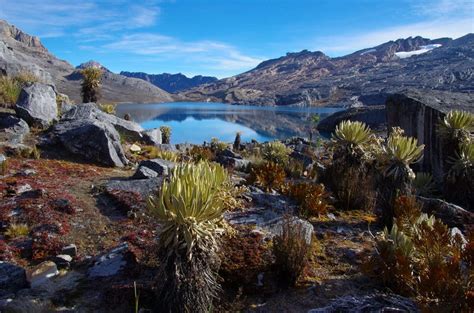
left=116, top=102, right=342, bottom=144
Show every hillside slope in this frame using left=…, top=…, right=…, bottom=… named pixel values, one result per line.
left=182, top=35, right=474, bottom=106
left=0, top=19, right=174, bottom=104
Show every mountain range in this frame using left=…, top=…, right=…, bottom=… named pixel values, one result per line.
left=182, top=35, right=474, bottom=106
left=120, top=72, right=217, bottom=93
left=1, top=18, right=473, bottom=106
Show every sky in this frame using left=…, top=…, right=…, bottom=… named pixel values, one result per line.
left=0, top=0, right=473, bottom=78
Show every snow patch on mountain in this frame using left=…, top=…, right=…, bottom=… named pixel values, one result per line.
left=395, top=44, right=442, bottom=59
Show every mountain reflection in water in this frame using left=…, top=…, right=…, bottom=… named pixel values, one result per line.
left=115, top=102, right=342, bottom=144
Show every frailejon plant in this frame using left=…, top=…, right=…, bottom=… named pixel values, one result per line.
left=248, top=161, right=286, bottom=192
left=148, top=162, right=229, bottom=312
left=365, top=195, right=471, bottom=311
left=210, top=137, right=228, bottom=153
left=377, top=128, right=424, bottom=227
left=233, top=132, right=242, bottom=151
left=439, top=110, right=473, bottom=146
left=80, top=67, right=102, bottom=103
left=160, top=126, right=172, bottom=144
left=98, top=103, right=116, bottom=114
left=325, top=120, right=377, bottom=210
left=261, top=141, right=292, bottom=165
left=412, top=172, right=436, bottom=197
left=445, top=142, right=474, bottom=210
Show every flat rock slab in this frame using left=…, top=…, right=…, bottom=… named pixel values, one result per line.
left=132, top=158, right=176, bottom=179
left=105, top=177, right=163, bottom=199
left=0, top=261, right=28, bottom=294
left=88, top=243, right=130, bottom=278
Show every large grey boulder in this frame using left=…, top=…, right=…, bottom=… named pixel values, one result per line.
left=132, top=158, right=176, bottom=179
left=62, top=103, right=156, bottom=145
left=15, top=82, right=57, bottom=128
left=88, top=243, right=131, bottom=278
left=51, top=118, right=128, bottom=167
left=307, top=293, right=419, bottom=313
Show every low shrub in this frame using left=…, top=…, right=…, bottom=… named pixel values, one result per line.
left=187, top=145, right=215, bottom=162
left=364, top=195, right=471, bottom=311
left=98, top=103, right=116, bottom=114
left=247, top=161, right=286, bottom=192
left=285, top=182, right=332, bottom=217
left=273, top=217, right=311, bottom=287
left=0, top=76, right=21, bottom=107
left=210, top=137, right=228, bottom=153
left=5, top=223, right=29, bottom=238
left=262, top=141, right=291, bottom=165
left=141, top=146, right=179, bottom=162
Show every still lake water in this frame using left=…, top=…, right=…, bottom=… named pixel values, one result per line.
left=116, top=102, right=342, bottom=144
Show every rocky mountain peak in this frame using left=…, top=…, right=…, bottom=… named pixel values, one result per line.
left=0, top=19, right=46, bottom=51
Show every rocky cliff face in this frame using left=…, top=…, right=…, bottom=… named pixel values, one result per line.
left=182, top=35, right=474, bottom=106
left=120, top=72, right=218, bottom=93
left=0, top=20, right=174, bottom=104
left=386, top=89, right=474, bottom=179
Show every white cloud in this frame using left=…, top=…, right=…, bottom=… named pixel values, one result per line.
left=314, top=17, right=473, bottom=55
left=103, top=34, right=264, bottom=75
left=410, top=0, right=473, bottom=17
left=0, top=0, right=160, bottom=40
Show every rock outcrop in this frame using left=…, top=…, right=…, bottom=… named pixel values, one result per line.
left=0, top=112, right=29, bottom=144
left=317, top=105, right=386, bottom=132
left=386, top=89, right=474, bottom=179
left=15, top=82, right=57, bottom=128
left=132, top=158, right=176, bottom=179
left=182, top=35, right=473, bottom=106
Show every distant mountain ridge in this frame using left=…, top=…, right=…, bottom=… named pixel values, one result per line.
left=120, top=71, right=218, bottom=93
left=0, top=19, right=174, bottom=104
left=182, top=35, right=474, bottom=106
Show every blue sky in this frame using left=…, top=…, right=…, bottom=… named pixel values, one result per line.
left=1, top=0, right=473, bottom=78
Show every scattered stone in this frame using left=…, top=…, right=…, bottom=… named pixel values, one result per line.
left=307, top=293, right=419, bottom=313
left=132, top=158, right=176, bottom=179
left=129, top=143, right=141, bottom=153
left=50, top=118, right=128, bottom=167
left=0, top=262, right=28, bottom=294
left=54, top=255, right=73, bottom=269
left=15, top=184, right=32, bottom=194
left=27, top=261, right=59, bottom=288
left=15, top=82, right=58, bottom=128
left=88, top=243, right=130, bottom=278
left=216, top=155, right=250, bottom=170
left=15, top=168, right=37, bottom=177
left=61, top=244, right=77, bottom=257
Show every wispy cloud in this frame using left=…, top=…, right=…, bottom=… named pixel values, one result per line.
left=0, top=0, right=161, bottom=40
left=409, top=0, right=473, bottom=17
left=104, top=34, right=264, bottom=75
